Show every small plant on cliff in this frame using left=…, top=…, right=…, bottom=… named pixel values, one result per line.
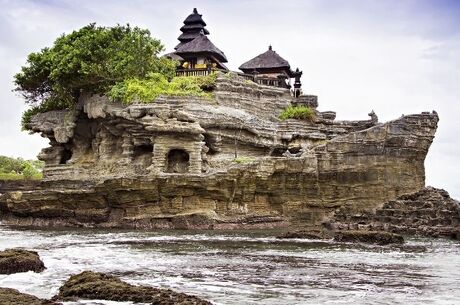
left=14, top=23, right=177, bottom=129
left=233, top=156, right=254, bottom=164
left=279, top=105, right=315, bottom=121
left=108, top=72, right=217, bottom=104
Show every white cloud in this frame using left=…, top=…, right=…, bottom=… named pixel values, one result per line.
left=0, top=0, right=458, bottom=197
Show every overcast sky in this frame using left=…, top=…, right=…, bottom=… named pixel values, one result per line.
left=0, top=0, right=459, bottom=198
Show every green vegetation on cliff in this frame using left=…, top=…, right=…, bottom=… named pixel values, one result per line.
left=108, top=72, right=217, bottom=104
left=279, top=105, right=315, bottom=121
left=15, top=23, right=178, bottom=128
left=0, top=156, right=44, bottom=180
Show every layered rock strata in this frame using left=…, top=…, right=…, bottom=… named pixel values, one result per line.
left=332, top=187, right=460, bottom=239
left=0, top=73, right=442, bottom=230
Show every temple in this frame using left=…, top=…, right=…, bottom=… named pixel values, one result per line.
left=168, top=8, right=302, bottom=94
left=168, top=8, right=228, bottom=76
left=239, top=45, right=303, bottom=93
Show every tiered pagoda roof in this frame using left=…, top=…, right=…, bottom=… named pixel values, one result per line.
left=175, top=8, right=210, bottom=50
left=176, top=33, right=227, bottom=63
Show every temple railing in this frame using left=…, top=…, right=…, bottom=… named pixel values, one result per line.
left=176, top=68, right=290, bottom=89
left=176, top=68, right=226, bottom=77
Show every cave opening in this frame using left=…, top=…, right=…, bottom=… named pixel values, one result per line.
left=60, top=148, right=72, bottom=164
left=133, top=144, right=153, bottom=158
left=133, top=144, right=153, bottom=167
left=166, top=149, right=190, bottom=173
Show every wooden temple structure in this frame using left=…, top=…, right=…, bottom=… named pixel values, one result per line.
left=167, top=8, right=228, bottom=76
left=239, top=45, right=302, bottom=94
left=167, top=8, right=302, bottom=95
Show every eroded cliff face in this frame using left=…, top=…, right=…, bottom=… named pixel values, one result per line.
left=0, top=74, right=439, bottom=229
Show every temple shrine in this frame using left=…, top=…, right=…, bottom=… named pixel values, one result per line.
left=168, top=8, right=302, bottom=95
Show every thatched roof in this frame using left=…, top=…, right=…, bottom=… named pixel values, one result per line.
left=239, top=46, right=291, bottom=71
left=175, top=8, right=210, bottom=50
left=176, top=34, right=228, bottom=63
left=180, top=24, right=210, bottom=34
left=163, top=52, right=184, bottom=61
left=183, top=8, right=206, bottom=26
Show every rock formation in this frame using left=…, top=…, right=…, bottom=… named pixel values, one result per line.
left=332, top=187, right=460, bottom=239
left=56, top=271, right=211, bottom=304
left=0, top=249, right=45, bottom=274
left=0, top=73, right=444, bottom=232
left=0, top=287, right=61, bottom=305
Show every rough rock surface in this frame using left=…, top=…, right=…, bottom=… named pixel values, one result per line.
left=332, top=187, right=460, bottom=239
left=56, top=271, right=211, bottom=305
left=277, top=229, right=331, bottom=239
left=0, top=287, right=61, bottom=305
left=333, top=230, right=404, bottom=245
left=0, top=74, right=444, bottom=231
left=0, top=249, right=45, bottom=274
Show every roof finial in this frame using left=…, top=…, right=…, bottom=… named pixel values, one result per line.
left=193, top=8, right=198, bottom=14
left=269, top=45, right=272, bottom=51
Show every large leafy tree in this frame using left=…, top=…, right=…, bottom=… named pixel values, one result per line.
left=15, top=23, right=177, bottom=126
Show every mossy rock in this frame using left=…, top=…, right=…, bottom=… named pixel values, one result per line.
left=0, top=249, right=45, bottom=274
left=333, top=230, right=404, bottom=245
left=0, top=287, right=60, bottom=305
left=57, top=271, right=211, bottom=305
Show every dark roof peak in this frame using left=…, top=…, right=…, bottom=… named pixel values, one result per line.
left=193, top=8, right=198, bottom=14
left=269, top=45, right=272, bottom=51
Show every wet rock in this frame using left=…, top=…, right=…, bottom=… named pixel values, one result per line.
left=333, top=230, right=404, bottom=245
left=0, top=249, right=45, bottom=274
left=56, top=271, right=212, bottom=305
left=0, top=287, right=60, bottom=305
left=277, top=229, right=331, bottom=239
left=333, top=187, right=460, bottom=239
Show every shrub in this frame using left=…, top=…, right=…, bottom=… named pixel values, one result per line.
left=108, top=72, right=217, bottom=104
left=279, top=105, right=315, bottom=121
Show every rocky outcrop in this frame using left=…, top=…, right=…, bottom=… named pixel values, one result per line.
left=0, top=288, right=61, bottom=305
left=0, top=74, right=444, bottom=231
left=333, top=230, right=404, bottom=245
left=332, top=187, right=460, bottom=239
left=56, top=271, right=211, bottom=305
left=0, top=249, right=45, bottom=274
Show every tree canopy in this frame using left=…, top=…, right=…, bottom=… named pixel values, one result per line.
left=15, top=23, right=177, bottom=128
left=0, top=156, right=44, bottom=180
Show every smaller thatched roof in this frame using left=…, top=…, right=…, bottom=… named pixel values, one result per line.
left=239, top=46, right=291, bottom=71
left=176, top=34, right=228, bottom=63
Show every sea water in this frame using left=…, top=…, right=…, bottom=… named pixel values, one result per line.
left=0, top=226, right=459, bottom=305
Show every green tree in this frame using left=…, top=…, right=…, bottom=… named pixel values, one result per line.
left=15, top=23, right=177, bottom=128
left=0, top=156, right=43, bottom=180
left=0, top=156, right=24, bottom=173
left=21, top=162, right=39, bottom=179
